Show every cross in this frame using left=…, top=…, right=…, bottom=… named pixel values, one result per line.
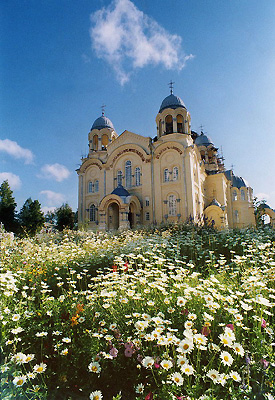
left=230, top=163, right=235, bottom=171
left=101, top=104, right=106, bottom=116
left=168, top=80, right=175, bottom=94
left=199, top=124, right=204, bottom=133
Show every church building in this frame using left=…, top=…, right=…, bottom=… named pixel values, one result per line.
left=77, top=87, right=256, bottom=231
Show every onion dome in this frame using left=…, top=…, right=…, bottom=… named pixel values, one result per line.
left=232, top=176, right=249, bottom=188
left=195, top=132, right=213, bottom=147
left=91, top=115, right=114, bottom=130
left=159, top=94, right=186, bottom=113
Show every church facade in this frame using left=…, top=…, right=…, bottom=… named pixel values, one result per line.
left=77, top=89, right=256, bottom=231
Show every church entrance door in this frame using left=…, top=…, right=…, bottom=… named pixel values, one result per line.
left=128, top=203, right=136, bottom=228
left=107, top=202, right=119, bottom=231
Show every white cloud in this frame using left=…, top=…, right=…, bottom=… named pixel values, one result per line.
left=38, top=163, right=70, bottom=182
left=41, top=206, right=58, bottom=215
left=0, top=172, right=22, bottom=190
left=90, top=0, right=194, bottom=85
left=255, top=192, right=270, bottom=202
left=40, top=190, right=65, bottom=206
left=0, top=139, right=34, bottom=164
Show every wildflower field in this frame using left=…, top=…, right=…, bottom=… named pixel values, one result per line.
left=1, top=225, right=275, bottom=400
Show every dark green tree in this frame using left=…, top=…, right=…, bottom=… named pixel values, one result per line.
left=0, top=180, right=18, bottom=232
left=55, top=203, right=75, bottom=231
left=18, top=198, right=45, bottom=236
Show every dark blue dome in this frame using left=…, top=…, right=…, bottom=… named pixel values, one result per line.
left=232, top=176, right=248, bottom=189
left=195, top=133, right=213, bottom=147
left=159, top=94, right=186, bottom=113
left=91, top=116, right=114, bottom=130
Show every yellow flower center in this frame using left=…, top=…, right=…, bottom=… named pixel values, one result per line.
left=37, top=367, right=43, bottom=372
left=183, top=344, right=189, bottom=350
left=17, top=379, right=23, bottom=385
left=224, top=356, right=229, bottom=362
left=92, top=366, right=98, bottom=372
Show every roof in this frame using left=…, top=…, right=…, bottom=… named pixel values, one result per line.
left=195, top=132, right=213, bottom=147
left=232, top=176, right=249, bottom=189
left=224, top=170, right=249, bottom=188
left=91, top=115, right=114, bottom=130
left=111, top=184, right=130, bottom=197
left=159, top=94, right=186, bottom=113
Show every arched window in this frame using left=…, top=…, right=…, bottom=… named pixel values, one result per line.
left=94, top=180, right=99, bottom=192
left=234, top=210, right=239, bottom=223
left=125, top=160, right=132, bottom=188
left=158, top=120, right=162, bottom=136
left=89, top=204, right=96, bottom=222
left=177, top=114, right=183, bottom=133
left=117, top=170, right=122, bottom=187
left=168, top=195, right=177, bottom=216
left=135, top=167, right=141, bottom=186
left=101, top=134, right=108, bottom=150
left=173, top=167, right=179, bottom=181
left=164, top=168, right=170, bottom=182
left=165, top=115, right=173, bottom=134
left=232, top=190, right=237, bottom=201
left=93, top=135, right=98, bottom=151
left=241, top=189, right=245, bottom=201
left=88, top=182, right=93, bottom=193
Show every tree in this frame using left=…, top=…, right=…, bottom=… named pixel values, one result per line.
left=253, top=197, right=268, bottom=228
left=0, top=180, right=18, bottom=232
left=55, top=203, right=75, bottom=231
left=45, top=210, right=56, bottom=225
left=18, top=198, right=45, bottom=236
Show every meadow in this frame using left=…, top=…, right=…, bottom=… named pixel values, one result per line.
left=1, top=224, right=275, bottom=400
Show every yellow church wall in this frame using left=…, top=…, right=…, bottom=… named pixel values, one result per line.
left=77, top=91, right=257, bottom=231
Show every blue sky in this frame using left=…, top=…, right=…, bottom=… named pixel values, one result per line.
left=1, top=0, right=275, bottom=213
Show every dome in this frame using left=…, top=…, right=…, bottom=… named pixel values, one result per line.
left=91, top=115, right=114, bottom=130
left=159, top=94, right=186, bottom=113
left=232, top=176, right=249, bottom=189
left=195, top=133, right=213, bottom=147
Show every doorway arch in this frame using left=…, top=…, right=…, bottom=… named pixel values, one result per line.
left=107, top=202, right=119, bottom=231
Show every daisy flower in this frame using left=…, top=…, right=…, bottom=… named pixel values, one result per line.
left=232, top=343, right=244, bottom=357
left=220, top=351, right=234, bottom=366
left=13, top=375, right=26, bottom=387
left=135, top=383, right=145, bottom=394
left=181, top=364, right=194, bottom=375
left=178, top=339, right=194, bottom=353
left=160, top=359, right=173, bottom=370
left=142, top=356, right=154, bottom=368
left=33, top=363, right=47, bottom=373
left=89, top=390, right=103, bottom=400
left=207, top=369, right=220, bottom=383
left=88, top=361, right=101, bottom=374
left=230, top=370, right=241, bottom=382
left=170, top=372, right=183, bottom=386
